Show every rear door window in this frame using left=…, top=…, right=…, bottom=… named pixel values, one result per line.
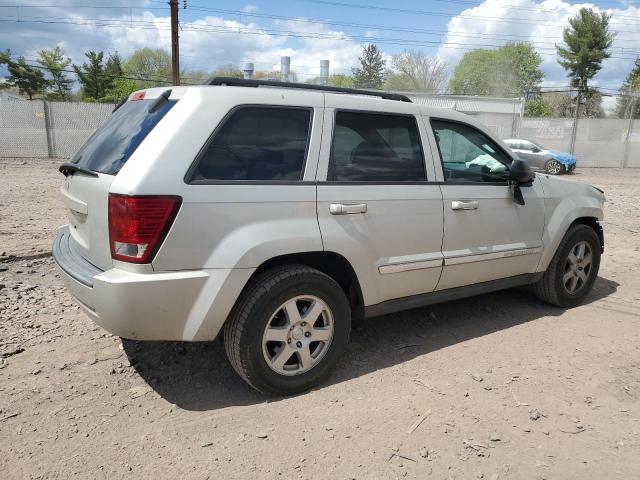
left=329, top=111, right=426, bottom=182
left=70, top=98, right=176, bottom=175
left=189, top=106, right=312, bottom=182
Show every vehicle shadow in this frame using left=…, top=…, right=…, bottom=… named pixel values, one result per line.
left=122, top=275, right=618, bottom=411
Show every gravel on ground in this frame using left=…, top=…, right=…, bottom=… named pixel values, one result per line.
left=1, top=159, right=639, bottom=479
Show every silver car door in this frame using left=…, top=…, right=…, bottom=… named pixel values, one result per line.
left=316, top=96, right=444, bottom=308
left=427, top=119, right=545, bottom=290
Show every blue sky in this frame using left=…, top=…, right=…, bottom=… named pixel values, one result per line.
left=1, top=0, right=639, bottom=106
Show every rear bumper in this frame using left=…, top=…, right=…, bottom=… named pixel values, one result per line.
left=53, top=226, right=253, bottom=341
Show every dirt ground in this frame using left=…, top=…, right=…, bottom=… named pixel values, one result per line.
left=1, top=158, right=639, bottom=480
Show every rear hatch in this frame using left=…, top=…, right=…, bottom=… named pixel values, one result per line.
left=59, top=92, right=177, bottom=271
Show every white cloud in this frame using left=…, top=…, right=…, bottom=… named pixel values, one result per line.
left=242, top=5, right=258, bottom=14
left=271, top=19, right=363, bottom=78
left=0, top=4, right=364, bottom=81
left=436, top=0, right=640, bottom=90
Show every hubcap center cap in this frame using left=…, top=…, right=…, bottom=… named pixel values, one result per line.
left=291, top=327, right=304, bottom=341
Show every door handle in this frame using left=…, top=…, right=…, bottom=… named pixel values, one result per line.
left=330, top=203, right=368, bottom=215
left=451, top=200, right=479, bottom=211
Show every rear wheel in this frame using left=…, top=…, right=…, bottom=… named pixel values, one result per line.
left=224, top=265, right=351, bottom=395
left=545, top=159, right=563, bottom=175
left=532, top=224, right=601, bottom=307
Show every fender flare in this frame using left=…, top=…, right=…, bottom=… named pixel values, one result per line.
left=537, top=200, right=603, bottom=272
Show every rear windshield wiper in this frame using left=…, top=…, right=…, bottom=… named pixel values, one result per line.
left=113, top=97, right=127, bottom=113
left=148, top=89, right=172, bottom=114
left=59, top=162, right=99, bottom=178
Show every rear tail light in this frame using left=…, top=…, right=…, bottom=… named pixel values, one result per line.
left=108, top=194, right=182, bottom=263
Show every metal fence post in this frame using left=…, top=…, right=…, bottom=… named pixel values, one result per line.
left=511, top=98, right=522, bottom=137
left=42, top=100, right=55, bottom=158
left=623, top=97, right=636, bottom=168
left=569, top=90, right=580, bottom=155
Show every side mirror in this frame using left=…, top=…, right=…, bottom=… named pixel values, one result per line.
left=509, top=159, right=534, bottom=206
left=509, top=158, right=535, bottom=184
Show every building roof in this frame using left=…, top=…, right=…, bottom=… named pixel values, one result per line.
left=406, top=93, right=523, bottom=115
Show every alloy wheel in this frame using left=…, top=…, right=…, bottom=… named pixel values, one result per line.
left=547, top=160, right=562, bottom=175
left=563, top=241, right=593, bottom=294
left=262, top=295, right=334, bottom=376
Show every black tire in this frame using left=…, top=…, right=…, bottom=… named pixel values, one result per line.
left=532, top=224, right=601, bottom=307
left=224, top=264, right=351, bottom=395
left=545, top=159, right=563, bottom=175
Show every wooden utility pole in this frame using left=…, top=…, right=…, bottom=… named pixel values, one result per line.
left=169, top=0, right=180, bottom=85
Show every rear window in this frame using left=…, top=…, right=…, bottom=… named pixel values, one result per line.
left=70, top=98, right=176, bottom=175
left=189, top=106, right=312, bottom=182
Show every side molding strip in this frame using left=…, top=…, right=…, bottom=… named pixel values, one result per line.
left=378, top=258, right=443, bottom=275
left=444, top=247, right=542, bottom=266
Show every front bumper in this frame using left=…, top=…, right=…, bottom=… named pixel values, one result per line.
left=53, top=226, right=252, bottom=341
left=564, top=163, right=576, bottom=173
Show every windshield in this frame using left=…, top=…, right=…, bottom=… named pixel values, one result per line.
left=70, top=98, right=176, bottom=175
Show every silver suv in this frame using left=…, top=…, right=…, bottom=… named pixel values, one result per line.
left=53, top=78, right=605, bottom=394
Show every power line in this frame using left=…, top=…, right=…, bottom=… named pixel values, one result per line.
left=3, top=4, right=640, bottom=50
left=5, top=0, right=639, bottom=24
left=8, top=59, right=195, bottom=85
left=2, top=16, right=640, bottom=61
left=184, top=6, right=640, bottom=43
left=403, top=0, right=636, bottom=13
left=10, top=60, right=630, bottom=97
left=0, top=3, right=166, bottom=11
left=292, top=0, right=640, bottom=28
left=16, top=46, right=634, bottom=87
left=5, top=0, right=640, bottom=29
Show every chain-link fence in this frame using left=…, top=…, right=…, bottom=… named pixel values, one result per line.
left=0, top=100, right=115, bottom=159
left=1, top=97, right=639, bottom=167
left=516, top=117, right=639, bottom=167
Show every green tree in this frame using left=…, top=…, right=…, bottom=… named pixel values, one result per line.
left=524, top=98, right=554, bottom=117
left=100, top=78, right=138, bottom=103
left=556, top=8, right=614, bottom=92
left=500, top=42, right=544, bottom=96
left=327, top=74, right=354, bottom=88
left=96, top=52, right=137, bottom=103
left=383, top=71, right=414, bottom=91
left=390, top=50, right=448, bottom=93
left=105, top=51, right=124, bottom=79
left=450, top=42, right=543, bottom=97
left=0, top=49, right=10, bottom=67
left=0, top=50, right=9, bottom=91
left=615, top=58, right=640, bottom=118
left=38, top=46, right=73, bottom=100
left=352, top=44, right=385, bottom=89
left=450, top=49, right=495, bottom=96
left=537, top=90, right=605, bottom=118
left=123, top=48, right=172, bottom=88
left=582, top=90, right=605, bottom=118
left=73, top=51, right=113, bottom=101
left=4, top=55, right=47, bottom=100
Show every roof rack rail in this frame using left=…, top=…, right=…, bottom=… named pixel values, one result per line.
left=203, top=77, right=412, bottom=103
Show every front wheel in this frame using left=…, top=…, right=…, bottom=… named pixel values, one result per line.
left=532, top=224, right=601, bottom=307
left=224, top=265, right=351, bottom=395
left=545, top=159, right=563, bottom=175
